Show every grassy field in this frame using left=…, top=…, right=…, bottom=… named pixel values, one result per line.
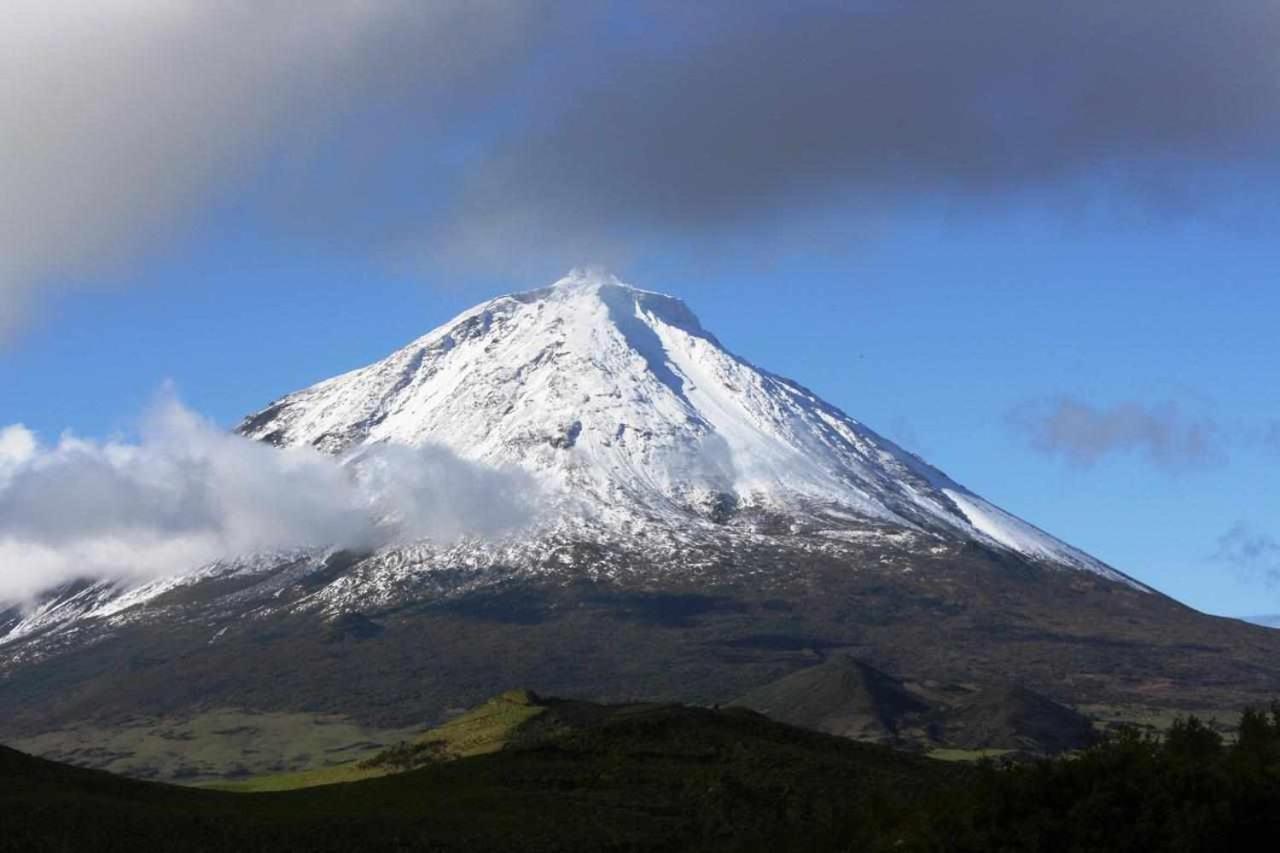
left=10, top=709, right=425, bottom=784
left=209, top=689, right=548, bottom=791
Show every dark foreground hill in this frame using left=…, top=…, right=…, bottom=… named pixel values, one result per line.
left=7, top=696, right=1280, bottom=853
left=1, top=698, right=958, bottom=853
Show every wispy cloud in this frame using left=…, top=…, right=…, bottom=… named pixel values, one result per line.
left=1211, top=523, right=1280, bottom=589
left=1008, top=397, right=1219, bottom=470
left=0, top=393, right=537, bottom=604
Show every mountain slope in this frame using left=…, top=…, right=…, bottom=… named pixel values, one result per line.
left=1, top=271, right=1140, bottom=651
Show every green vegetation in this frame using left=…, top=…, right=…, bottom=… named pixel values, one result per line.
left=0, top=698, right=956, bottom=852
left=210, top=688, right=548, bottom=791
left=9, top=708, right=422, bottom=783
left=7, top=695, right=1280, bottom=851
left=413, top=687, right=547, bottom=756
left=901, top=706, right=1280, bottom=850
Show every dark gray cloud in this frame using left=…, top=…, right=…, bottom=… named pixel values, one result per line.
left=1212, top=523, right=1280, bottom=589
left=1009, top=397, right=1220, bottom=469
left=5, top=1, right=1280, bottom=335
left=430, top=0, right=1280, bottom=268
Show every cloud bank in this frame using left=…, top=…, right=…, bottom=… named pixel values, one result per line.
left=4, top=1, right=1280, bottom=337
left=0, top=396, right=536, bottom=604
left=435, top=0, right=1280, bottom=268
left=1009, top=397, right=1219, bottom=470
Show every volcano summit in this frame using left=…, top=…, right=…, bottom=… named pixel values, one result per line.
left=239, top=270, right=1132, bottom=584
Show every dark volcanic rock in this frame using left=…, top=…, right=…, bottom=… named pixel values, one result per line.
left=732, top=656, right=928, bottom=742
left=935, top=684, right=1097, bottom=754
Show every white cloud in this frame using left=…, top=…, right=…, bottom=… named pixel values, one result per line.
left=0, top=424, right=38, bottom=479
left=0, top=395, right=537, bottom=603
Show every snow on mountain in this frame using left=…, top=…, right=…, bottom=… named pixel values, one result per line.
left=239, top=270, right=1138, bottom=587
left=0, top=271, right=1146, bottom=652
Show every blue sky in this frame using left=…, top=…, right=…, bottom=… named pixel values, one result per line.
left=2, top=2, right=1278, bottom=617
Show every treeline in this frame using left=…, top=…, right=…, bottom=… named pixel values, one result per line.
left=894, top=706, right=1280, bottom=852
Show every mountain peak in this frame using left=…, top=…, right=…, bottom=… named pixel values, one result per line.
left=536, top=267, right=659, bottom=297
left=539, top=267, right=629, bottom=294
left=237, top=273, right=1141, bottom=588
left=498, top=269, right=711, bottom=342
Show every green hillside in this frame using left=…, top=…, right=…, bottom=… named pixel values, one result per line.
left=211, top=688, right=549, bottom=792
left=0, top=697, right=957, bottom=852
left=8, top=695, right=1280, bottom=852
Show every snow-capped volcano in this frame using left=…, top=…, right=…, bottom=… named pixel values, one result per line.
left=238, top=270, right=1133, bottom=585
left=0, top=271, right=1141, bottom=653
left=26, top=272, right=1280, bottom=779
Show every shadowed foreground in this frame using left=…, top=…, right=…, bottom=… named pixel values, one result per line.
left=0, top=701, right=953, bottom=852
left=6, top=698, right=1280, bottom=852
